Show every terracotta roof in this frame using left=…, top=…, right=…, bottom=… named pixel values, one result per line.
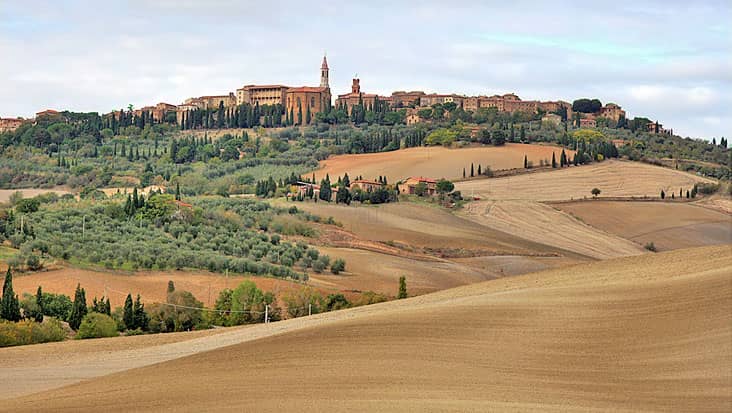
left=239, top=84, right=289, bottom=90
left=337, top=92, right=379, bottom=99
left=36, top=109, right=59, bottom=116
left=406, top=176, right=437, bottom=184
left=175, top=200, right=193, bottom=208
left=287, top=86, right=328, bottom=93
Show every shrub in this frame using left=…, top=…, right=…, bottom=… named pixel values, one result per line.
left=330, top=258, right=346, bottom=275
left=77, top=313, right=119, bottom=339
left=312, top=255, right=330, bottom=273
left=644, top=242, right=657, bottom=252
left=694, top=182, right=720, bottom=195
left=0, top=319, right=66, bottom=347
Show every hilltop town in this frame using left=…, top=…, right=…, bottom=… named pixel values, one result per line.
left=1, top=55, right=674, bottom=137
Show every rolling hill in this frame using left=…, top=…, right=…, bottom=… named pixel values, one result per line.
left=4, top=245, right=730, bottom=412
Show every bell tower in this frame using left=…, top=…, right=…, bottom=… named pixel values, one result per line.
left=320, top=54, right=329, bottom=89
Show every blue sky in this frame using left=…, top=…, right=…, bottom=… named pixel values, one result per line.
left=1, top=0, right=730, bottom=139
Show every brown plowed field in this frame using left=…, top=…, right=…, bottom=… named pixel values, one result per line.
left=311, top=143, right=569, bottom=181
left=285, top=200, right=567, bottom=256
left=12, top=267, right=323, bottom=308
left=456, top=159, right=715, bottom=201
left=4, top=245, right=730, bottom=412
left=556, top=200, right=732, bottom=251
left=460, top=200, right=647, bottom=259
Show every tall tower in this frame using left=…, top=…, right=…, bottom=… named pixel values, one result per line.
left=320, top=54, right=329, bottom=89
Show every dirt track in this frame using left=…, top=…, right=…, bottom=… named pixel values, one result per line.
left=4, top=245, right=731, bottom=412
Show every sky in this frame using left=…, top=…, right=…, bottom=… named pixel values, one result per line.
left=1, top=0, right=730, bottom=140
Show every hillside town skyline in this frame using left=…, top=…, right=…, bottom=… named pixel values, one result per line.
left=2, top=54, right=675, bottom=138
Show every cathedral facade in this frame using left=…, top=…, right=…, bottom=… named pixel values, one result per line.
left=284, top=56, right=332, bottom=124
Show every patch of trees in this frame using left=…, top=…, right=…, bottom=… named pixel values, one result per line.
left=572, top=98, right=602, bottom=113
left=3, top=196, right=337, bottom=280
left=179, top=103, right=284, bottom=130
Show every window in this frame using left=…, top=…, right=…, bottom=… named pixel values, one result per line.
left=311, top=97, right=315, bottom=107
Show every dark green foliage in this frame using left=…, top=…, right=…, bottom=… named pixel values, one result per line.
left=1, top=268, right=21, bottom=322
left=324, top=293, right=350, bottom=311
left=398, top=276, right=407, bottom=299
left=330, top=258, right=346, bottom=274
left=68, top=283, right=87, bottom=330
left=123, top=294, right=134, bottom=329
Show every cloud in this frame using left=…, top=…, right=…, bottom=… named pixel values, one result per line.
left=0, top=0, right=730, bottom=139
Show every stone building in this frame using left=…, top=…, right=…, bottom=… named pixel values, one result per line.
left=284, top=55, right=332, bottom=124
left=598, top=103, right=625, bottom=123
left=0, top=117, right=24, bottom=133
left=419, top=94, right=464, bottom=107
left=134, top=102, right=177, bottom=122
left=336, top=78, right=381, bottom=114
left=579, top=118, right=597, bottom=128
left=390, top=91, right=425, bottom=108
left=236, top=85, right=290, bottom=106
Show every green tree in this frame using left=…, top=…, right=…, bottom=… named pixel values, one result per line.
left=133, top=294, right=149, bottom=331
left=398, top=276, right=407, bottom=299
left=524, top=155, right=528, bottom=169
left=330, top=258, right=346, bottom=275
left=552, top=152, right=557, bottom=168
left=123, top=293, right=134, bottom=329
left=591, top=188, right=601, bottom=198
left=68, top=283, right=87, bottom=330
left=77, top=313, right=118, bottom=339
left=436, top=179, right=454, bottom=194
left=167, top=280, right=175, bottom=295
left=1, top=268, right=21, bottom=322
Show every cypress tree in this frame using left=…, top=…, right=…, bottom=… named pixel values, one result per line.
left=660, top=189, right=665, bottom=199
left=470, top=163, right=474, bottom=177
left=398, top=276, right=407, bottom=299
left=175, top=182, right=181, bottom=201
left=478, top=164, right=482, bottom=175
left=552, top=152, right=557, bottom=168
left=133, top=294, right=148, bottom=331
left=123, top=294, right=134, bottom=329
left=463, top=168, right=466, bottom=178
left=1, top=268, right=21, bottom=322
left=560, top=149, right=567, bottom=167
left=35, top=285, right=44, bottom=319
left=524, top=155, right=528, bottom=169
left=167, top=280, right=175, bottom=295
left=68, top=283, right=87, bottom=330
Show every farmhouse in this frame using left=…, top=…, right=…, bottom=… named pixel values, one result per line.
left=400, top=177, right=437, bottom=196
left=350, top=179, right=382, bottom=192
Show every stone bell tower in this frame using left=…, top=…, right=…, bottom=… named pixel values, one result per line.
left=320, top=54, right=329, bottom=89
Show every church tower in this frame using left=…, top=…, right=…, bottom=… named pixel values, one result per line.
left=320, top=54, right=329, bottom=89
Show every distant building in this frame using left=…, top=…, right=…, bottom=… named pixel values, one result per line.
left=35, top=109, right=60, bottom=118
left=579, top=118, right=597, bottom=128
left=598, top=103, right=625, bottom=123
left=236, top=85, right=290, bottom=106
left=419, top=94, right=464, bottom=108
left=611, top=139, right=629, bottom=148
left=0, top=117, right=24, bottom=133
left=542, top=113, right=563, bottom=127
left=349, top=179, right=382, bottom=192
left=406, top=110, right=422, bottom=125
left=647, top=121, right=672, bottom=135
left=336, top=78, right=381, bottom=115
left=400, top=177, right=437, bottom=196
left=390, top=91, right=425, bottom=108
left=284, top=55, right=332, bottom=125
left=134, top=102, right=177, bottom=122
